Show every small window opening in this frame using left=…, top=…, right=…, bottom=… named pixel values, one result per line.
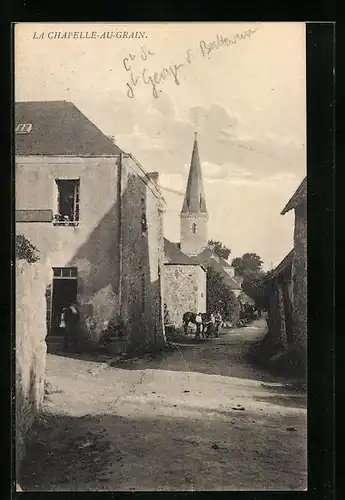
left=192, top=223, right=197, bottom=234
left=54, top=179, right=80, bottom=226
left=15, top=123, right=33, bottom=135
left=141, top=197, right=147, bottom=235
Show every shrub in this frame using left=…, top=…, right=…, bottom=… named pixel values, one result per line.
left=16, top=234, right=40, bottom=263
left=206, top=266, right=240, bottom=324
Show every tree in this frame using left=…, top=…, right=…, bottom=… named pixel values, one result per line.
left=206, top=266, right=240, bottom=324
left=231, top=253, right=265, bottom=306
left=16, top=234, right=40, bottom=263
left=207, top=240, right=231, bottom=260
left=231, top=253, right=264, bottom=278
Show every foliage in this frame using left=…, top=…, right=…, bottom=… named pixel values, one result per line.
left=206, top=266, right=240, bottom=324
left=207, top=240, right=231, bottom=260
left=231, top=252, right=264, bottom=277
left=231, top=253, right=266, bottom=306
left=15, top=234, right=40, bottom=263
left=241, top=276, right=268, bottom=310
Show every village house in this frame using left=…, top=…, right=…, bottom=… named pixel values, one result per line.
left=254, top=177, right=307, bottom=367
left=15, top=100, right=167, bottom=354
left=163, top=134, right=242, bottom=327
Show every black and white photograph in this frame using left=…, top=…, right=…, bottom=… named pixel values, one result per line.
left=14, top=22, right=307, bottom=491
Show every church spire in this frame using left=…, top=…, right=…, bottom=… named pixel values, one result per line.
left=180, top=134, right=208, bottom=257
left=180, top=133, right=207, bottom=215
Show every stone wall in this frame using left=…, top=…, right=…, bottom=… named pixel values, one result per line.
left=16, top=260, right=50, bottom=475
left=292, top=201, right=307, bottom=355
left=120, top=159, right=166, bottom=351
left=266, top=281, right=288, bottom=354
left=180, top=213, right=208, bottom=257
left=163, top=264, right=206, bottom=327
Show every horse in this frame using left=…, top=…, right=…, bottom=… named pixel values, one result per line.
left=182, top=312, right=215, bottom=339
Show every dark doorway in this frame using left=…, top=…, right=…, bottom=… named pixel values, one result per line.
left=51, top=277, right=77, bottom=336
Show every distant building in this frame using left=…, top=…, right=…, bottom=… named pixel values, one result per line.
left=15, top=100, right=166, bottom=353
left=163, top=238, right=206, bottom=327
left=163, top=134, right=241, bottom=327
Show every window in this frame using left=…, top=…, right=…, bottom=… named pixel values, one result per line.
left=53, top=267, right=78, bottom=279
left=54, top=179, right=80, bottom=226
left=15, top=123, right=33, bottom=134
left=192, top=223, right=197, bottom=234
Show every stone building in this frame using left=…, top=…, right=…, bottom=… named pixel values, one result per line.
left=254, top=177, right=307, bottom=366
left=163, top=134, right=241, bottom=327
left=281, top=177, right=307, bottom=358
left=257, top=250, right=294, bottom=358
left=163, top=238, right=206, bottom=327
left=15, top=100, right=166, bottom=354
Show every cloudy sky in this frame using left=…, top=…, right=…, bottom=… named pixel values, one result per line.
left=15, top=22, right=306, bottom=269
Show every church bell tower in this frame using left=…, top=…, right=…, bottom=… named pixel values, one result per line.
left=180, top=134, right=209, bottom=256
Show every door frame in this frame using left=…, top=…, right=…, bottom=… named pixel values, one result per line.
left=50, top=267, right=78, bottom=336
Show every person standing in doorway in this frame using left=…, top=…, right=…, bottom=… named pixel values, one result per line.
left=63, top=301, right=80, bottom=353
left=59, top=308, right=67, bottom=350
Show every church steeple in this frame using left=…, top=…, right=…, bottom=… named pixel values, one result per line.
left=180, top=134, right=209, bottom=257
left=181, top=133, right=208, bottom=215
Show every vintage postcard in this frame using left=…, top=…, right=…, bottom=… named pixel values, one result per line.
left=14, top=22, right=307, bottom=491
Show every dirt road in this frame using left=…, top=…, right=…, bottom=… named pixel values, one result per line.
left=20, top=319, right=307, bottom=491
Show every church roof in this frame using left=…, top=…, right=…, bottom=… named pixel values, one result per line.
left=15, top=100, right=123, bottom=156
left=164, top=238, right=205, bottom=269
left=180, top=134, right=208, bottom=215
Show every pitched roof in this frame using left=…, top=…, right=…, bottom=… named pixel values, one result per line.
left=199, top=247, right=232, bottom=268
left=197, top=248, right=242, bottom=290
left=164, top=238, right=204, bottom=267
left=281, top=177, right=307, bottom=215
left=15, top=101, right=123, bottom=156
left=180, top=134, right=208, bottom=215
left=257, top=250, right=294, bottom=288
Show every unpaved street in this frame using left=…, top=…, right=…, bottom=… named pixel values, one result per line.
left=20, top=320, right=307, bottom=491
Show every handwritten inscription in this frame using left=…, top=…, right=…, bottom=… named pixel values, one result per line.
left=199, top=29, right=258, bottom=59
left=123, top=46, right=193, bottom=99
left=122, top=27, right=258, bottom=99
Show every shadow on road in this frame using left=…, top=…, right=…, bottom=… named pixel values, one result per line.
left=19, top=406, right=307, bottom=492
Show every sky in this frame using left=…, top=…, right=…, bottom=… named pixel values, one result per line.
left=15, top=22, right=306, bottom=269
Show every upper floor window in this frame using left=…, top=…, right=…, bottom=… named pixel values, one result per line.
left=54, top=179, right=80, bottom=226
left=192, top=223, right=197, bottom=234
